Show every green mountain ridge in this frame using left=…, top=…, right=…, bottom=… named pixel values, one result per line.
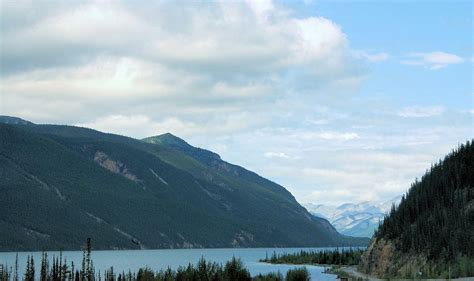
left=359, top=141, right=474, bottom=278
left=0, top=116, right=34, bottom=125
left=0, top=116, right=368, bottom=251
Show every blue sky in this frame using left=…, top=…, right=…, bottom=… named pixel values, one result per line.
left=1, top=0, right=472, bottom=205
left=291, top=0, right=473, bottom=107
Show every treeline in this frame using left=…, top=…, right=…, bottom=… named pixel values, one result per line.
left=375, top=140, right=474, bottom=277
left=0, top=239, right=95, bottom=281
left=0, top=239, right=310, bottom=281
left=260, top=249, right=364, bottom=266
left=131, top=264, right=309, bottom=281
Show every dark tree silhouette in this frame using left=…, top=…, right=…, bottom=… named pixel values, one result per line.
left=374, top=140, right=474, bottom=277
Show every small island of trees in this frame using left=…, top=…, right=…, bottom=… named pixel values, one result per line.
left=260, top=249, right=364, bottom=266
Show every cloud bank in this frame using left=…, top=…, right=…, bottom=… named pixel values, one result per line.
left=1, top=0, right=471, bottom=205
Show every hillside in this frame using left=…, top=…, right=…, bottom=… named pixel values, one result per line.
left=0, top=116, right=33, bottom=125
left=359, top=141, right=474, bottom=278
left=0, top=116, right=368, bottom=251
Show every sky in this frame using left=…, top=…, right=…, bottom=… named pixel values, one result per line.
left=0, top=0, right=472, bottom=206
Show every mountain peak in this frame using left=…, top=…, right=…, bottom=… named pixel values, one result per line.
left=304, top=198, right=403, bottom=238
left=0, top=115, right=34, bottom=125
left=160, top=132, right=177, bottom=138
left=143, top=132, right=188, bottom=147
left=142, top=133, right=221, bottom=161
left=158, top=132, right=188, bottom=144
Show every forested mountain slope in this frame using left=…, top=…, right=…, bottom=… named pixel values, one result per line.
left=359, top=141, right=474, bottom=278
left=0, top=117, right=368, bottom=250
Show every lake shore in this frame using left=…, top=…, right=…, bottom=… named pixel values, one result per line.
left=338, top=266, right=474, bottom=281
left=0, top=247, right=341, bottom=281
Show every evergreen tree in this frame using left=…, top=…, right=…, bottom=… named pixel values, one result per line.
left=41, top=252, right=49, bottom=281
left=82, top=238, right=93, bottom=281
left=13, top=253, right=18, bottom=281
left=24, top=256, right=35, bottom=281
left=374, top=140, right=474, bottom=277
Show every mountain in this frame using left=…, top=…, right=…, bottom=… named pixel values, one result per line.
left=0, top=116, right=368, bottom=251
left=304, top=196, right=402, bottom=238
left=359, top=141, right=474, bottom=278
left=0, top=115, right=34, bottom=125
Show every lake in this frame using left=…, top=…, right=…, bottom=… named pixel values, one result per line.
left=0, top=247, right=346, bottom=280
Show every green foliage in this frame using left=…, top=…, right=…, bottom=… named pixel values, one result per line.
left=324, top=266, right=350, bottom=278
left=23, top=256, right=34, bottom=281
left=0, top=122, right=367, bottom=250
left=260, top=249, right=364, bottom=266
left=284, top=268, right=309, bottom=281
left=223, top=258, right=251, bottom=281
left=374, top=140, right=474, bottom=278
left=423, top=256, right=474, bottom=279
left=0, top=264, right=10, bottom=281
left=252, top=272, right=283, bottom=281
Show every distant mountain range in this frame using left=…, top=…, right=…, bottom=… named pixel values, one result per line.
left=0, top=116, right=368, bottom=250
left=304, top=196, right=402, bottom=238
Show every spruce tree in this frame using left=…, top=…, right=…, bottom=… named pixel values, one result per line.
left=13, top=253, right=18, bottom=281
left=40, top=252, right=48, bottom=281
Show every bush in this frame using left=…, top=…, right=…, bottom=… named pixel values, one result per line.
left=285, top=268, right=309, bottom=281
left=253, top=272, right=283, bottom=281
left=224, top=257, right=251, bottom=281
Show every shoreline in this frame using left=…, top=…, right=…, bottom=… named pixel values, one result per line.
left=339, top=266, right=474, bottom=281
left=259, top=263, right=474, bottom=281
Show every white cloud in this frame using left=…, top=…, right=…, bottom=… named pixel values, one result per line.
left=353, top=51, right=389, bottom=62
left=291, top=17, right=347, bottom=63
left=397, top=106, right=445, bottom=118
left=402, top=51, right=464, bottom=70
left=1, top=1, right=471, bottom=207
left=76, top=115, right=193, bottom=139
left=76, top=111, right=268, bottom=139
left=1, top=1, right=362, bottom=125
left=264, top=151, right=296, bottom=159
left=307, top=118, right=331, bottom=125
left=1, top=1, right=351, bottom=78
left=319, top=132, right=359, bottom=141
left=289, top=131, right=359, bottom=141
left=243, top=123, right=471, bottom=205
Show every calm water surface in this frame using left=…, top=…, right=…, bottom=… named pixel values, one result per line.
left=0, top=247, right=350, bottom=280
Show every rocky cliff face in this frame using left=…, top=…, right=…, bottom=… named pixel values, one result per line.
left=359, top=237, right=428, bottom=278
